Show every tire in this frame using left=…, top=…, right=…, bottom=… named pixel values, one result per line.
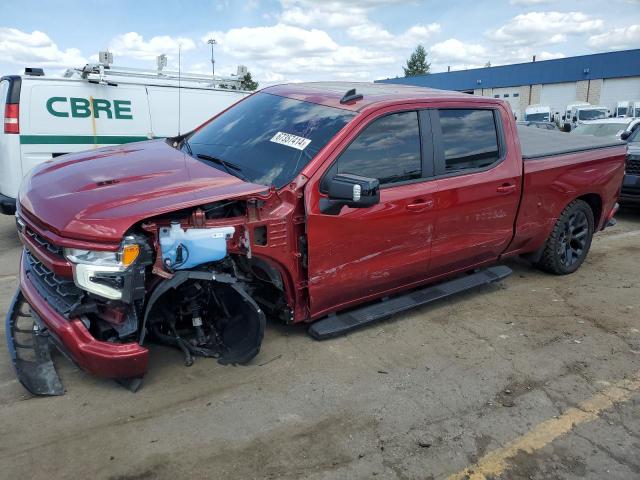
left=535, top=199, right=594, bottom=275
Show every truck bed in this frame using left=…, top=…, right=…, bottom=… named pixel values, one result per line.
left=517, top=125, right=624, bottom=160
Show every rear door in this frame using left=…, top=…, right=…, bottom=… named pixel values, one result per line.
left=428, top=106, right=521, bottom=276
left=0, top=77, right=22, bottom=200
left=305, top=108, right=438, bottom=317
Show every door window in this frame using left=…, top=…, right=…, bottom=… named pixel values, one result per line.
left=437, top=109, right=500, bottom=173
left=325, top=111, right=422, bottom=187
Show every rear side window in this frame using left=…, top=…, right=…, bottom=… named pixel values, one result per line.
left=332, top=111, right=422, bottom=185
left=438, top=109, right=500, bottom=173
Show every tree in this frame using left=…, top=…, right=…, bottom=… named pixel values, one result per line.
left=240, top=71, right=259, bottom=91
left=403, top=45, right=430, bottom=77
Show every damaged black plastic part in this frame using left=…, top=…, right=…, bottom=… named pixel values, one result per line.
left=5, top=289, right=64, bottom=396
left=141, top=270, right=266, bottom=366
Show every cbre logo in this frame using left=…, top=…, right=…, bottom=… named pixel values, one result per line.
left=46, top=97, right=133, bottom=119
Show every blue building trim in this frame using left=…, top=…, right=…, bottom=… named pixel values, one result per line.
left=376, top=49, right=640, bottom=91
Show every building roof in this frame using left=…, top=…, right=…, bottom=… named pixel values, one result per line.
left=376, top=49, right=640, bottom=91
left=263, top=81, right=470, bottom=112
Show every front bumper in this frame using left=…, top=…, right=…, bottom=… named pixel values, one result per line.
left=620, top=174, right=640, bottom=204
left=15, top=252, right=149, bottom=385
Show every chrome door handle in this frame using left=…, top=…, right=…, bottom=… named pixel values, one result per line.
left=496, top=183, right=517, bottom=194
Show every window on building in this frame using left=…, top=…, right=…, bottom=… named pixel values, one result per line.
left=513, top=93, right=519, bottom=97
left=494, top=94, right=500, bottom=98
left=438, top=109, right=500, bottom=173
left=504, top=94, right=510, bottom=98
left=329, top=111, right=422, bottom=186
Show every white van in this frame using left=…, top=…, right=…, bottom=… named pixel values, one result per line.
left=615, top=101, right=631, bottom=118
left=561, top=103, right=609, bottom=131
left=0, top=63, right=250, bottom=214
left=524, top=104, right=551, bottom=122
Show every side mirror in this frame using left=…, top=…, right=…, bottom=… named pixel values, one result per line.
left=562, top=115, right=566, bottom=120
left=609, top=114, right=613, bottom=118
left=320, top=173, right=380, bottom=215
left=572, top=116, right=577, bottom=122
left=621, top=131, right=631, bottom=141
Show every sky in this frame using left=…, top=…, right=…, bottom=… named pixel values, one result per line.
left=1, top=0, right=639, bottom=86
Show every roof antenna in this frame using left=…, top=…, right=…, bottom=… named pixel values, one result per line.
left=178, top=44, right=182, bottom=135
left=340, top=88, right=363, bottom=104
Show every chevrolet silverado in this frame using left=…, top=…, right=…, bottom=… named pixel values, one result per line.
left=6, top=83, right=626, bottom=394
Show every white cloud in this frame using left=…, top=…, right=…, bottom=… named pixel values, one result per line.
left=109, top=32, right=196, bottom=61
left=588, top=24, right=640, bottom=50
left=279, top=0, right=413, bottom=28
left=430, top=38, right=489, bottom=69
left=487, top=11, right=603, bottom=46
left=0, top=27, right=86, bottom=68
left=201, top=22, right=397, bottom=83
left=347, top=22, right=441, bottom=48
left=428, top=37, right=566, bottom=72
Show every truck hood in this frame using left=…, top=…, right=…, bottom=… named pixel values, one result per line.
left=18, top=140, right=266, bottom=243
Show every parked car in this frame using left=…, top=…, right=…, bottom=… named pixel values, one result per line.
left=620, top=127, right=640, bottom=204
left=571, top=118, right=640, bottom=140
left=7, top=82, right=626, bottom=395
left=0, top=63, right=249, bottom=214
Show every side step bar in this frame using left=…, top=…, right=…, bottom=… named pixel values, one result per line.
left=308, top=265, right=512, bottom=340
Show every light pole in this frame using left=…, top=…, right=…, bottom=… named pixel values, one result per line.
left=207, top=38, right=217, bottom=78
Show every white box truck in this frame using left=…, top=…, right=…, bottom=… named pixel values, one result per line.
left=0, top=62, right=251, bottom=214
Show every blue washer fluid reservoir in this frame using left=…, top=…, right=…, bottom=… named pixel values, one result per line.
left=159, top=222, right=236, bottom=270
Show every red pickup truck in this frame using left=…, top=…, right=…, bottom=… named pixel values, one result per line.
left=7, top=83, right=625, bottom=395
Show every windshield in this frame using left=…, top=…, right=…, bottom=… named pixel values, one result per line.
left=617, top=107, right=628, bottom=116
left=572, top=123, right=625, bottom=138
left=187, top=92, right=355, bottom=188
left=525, top=112, right=549, bottom=122
left=578, top=109, right=607, bottom=121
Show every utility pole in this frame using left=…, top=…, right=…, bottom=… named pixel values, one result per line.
left=207, top=38, right=217, bottom=78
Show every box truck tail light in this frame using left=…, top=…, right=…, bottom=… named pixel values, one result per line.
left=4, top=103, right=19, bottom=134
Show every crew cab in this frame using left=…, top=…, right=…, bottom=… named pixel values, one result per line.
left=6, top=83, right=626, bottom=395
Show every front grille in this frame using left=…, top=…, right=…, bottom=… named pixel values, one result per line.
left=24, top=250, right=85, bottom=317
left=627, top=156, right=640, bottom=176
left=25, top=228, right=64, bottom=257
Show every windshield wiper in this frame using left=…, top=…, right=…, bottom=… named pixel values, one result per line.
left=181, top=137, right=193, bottom=156
left=196, top=153, right=251, bottom=183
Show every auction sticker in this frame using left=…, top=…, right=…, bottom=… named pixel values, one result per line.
left=270, top=131, right=311, bottom=150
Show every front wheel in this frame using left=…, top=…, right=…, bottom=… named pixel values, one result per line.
left=535, top=199, right=594, bottom=275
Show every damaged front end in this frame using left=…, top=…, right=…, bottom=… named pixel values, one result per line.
left=9, top=194, right=294, bottom=395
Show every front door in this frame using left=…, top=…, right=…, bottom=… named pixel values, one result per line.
left=305, top=110, right=438, bottom=318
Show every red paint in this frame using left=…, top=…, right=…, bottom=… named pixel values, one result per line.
left=18, top=139, right=267, bottom=243
left=15, top=83, right=626, bottom=381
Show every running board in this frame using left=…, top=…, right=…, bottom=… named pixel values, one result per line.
left=308, top=265, right=512, bottom=340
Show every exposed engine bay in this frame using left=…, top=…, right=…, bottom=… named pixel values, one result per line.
left=90, top=199, right=279, bottom=372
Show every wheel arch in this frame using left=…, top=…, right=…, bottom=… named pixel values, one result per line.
left=575, top=193, right=602, bottom=228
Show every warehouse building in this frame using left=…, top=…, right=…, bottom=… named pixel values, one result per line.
left=377, top=49, right=640, bottom=120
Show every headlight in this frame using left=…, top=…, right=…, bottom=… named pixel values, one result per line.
left=64, top=243, right=139, bottom=268
left=64, top=239, right=141, bottom=300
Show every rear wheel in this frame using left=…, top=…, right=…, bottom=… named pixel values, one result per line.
left=535, top=199, right=594, bottom=275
